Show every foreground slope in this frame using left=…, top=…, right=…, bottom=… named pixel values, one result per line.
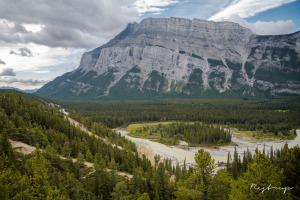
left=36, top=17, right=300, bottom=100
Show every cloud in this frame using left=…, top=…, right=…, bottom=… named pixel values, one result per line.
left=33, top=70, right=50, bottom=74
left=0, top=77, right=49, bottom=86
left=10, top=47, right=33, bottom=57
left=9, top=50, right=16, bottom=55
left=0, top=68, right=16, bottom=76
left=0, top=0, right=139, bottom=49
left=0, top=59, right=5, bottom=65
left=133, top=0, right=180, bottom=15
left=209, top=0, right=296, bottom=21
left=0, top=43, right=85, bottom=74
left=19, top=47, right=33, bottom=57
left=227, top=15, right=295, bottom=35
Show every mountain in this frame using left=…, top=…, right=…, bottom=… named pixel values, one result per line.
left=0, top=86, right=38, bottom=93
left=36, top=17, right=300, bottom=100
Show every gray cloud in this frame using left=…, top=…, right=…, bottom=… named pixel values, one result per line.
left=0, top=77, right=49, bottom=86
left=0, top=68, right=16, bottom=76
left=0, top=59, right=6, bottom=65
left=0, top=0, right=139, bottom=48
left=19, top=47, right=33, bottom=57
left=9, top=47, right=33, bottom=57
left=9, top=50, right=16, bottom=55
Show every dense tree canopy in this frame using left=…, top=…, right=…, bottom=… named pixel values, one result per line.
left=64, top=98, right=300, bottom=138
left=130, top=122, right=231, bottom=146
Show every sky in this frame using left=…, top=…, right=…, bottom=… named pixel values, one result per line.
left=0, top=0, right=299, bottom=89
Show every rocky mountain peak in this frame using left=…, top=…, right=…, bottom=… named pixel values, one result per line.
left=36, top=17, right=300, bottom=100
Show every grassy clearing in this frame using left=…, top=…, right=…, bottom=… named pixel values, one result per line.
left=126, top=121, right=194, bottom=132
left=127, top=122, right=183, bottom=144
left=232, top=129, right=296, bottom=140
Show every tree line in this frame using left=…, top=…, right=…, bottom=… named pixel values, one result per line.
left=64, top=98, right=300, bottom=136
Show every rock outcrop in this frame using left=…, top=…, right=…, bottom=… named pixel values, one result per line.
left=137, top=141, right=163, bottom=166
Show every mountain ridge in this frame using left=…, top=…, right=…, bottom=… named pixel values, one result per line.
left=0, top=86, right=38, bottom=93
left=36, top=17, right=300, bottom=100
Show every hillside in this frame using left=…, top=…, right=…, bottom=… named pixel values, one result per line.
left=0, top=92, right=152, bottom=199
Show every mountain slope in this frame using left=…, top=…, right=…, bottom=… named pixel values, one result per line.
left=36, top=17, right=300, bottom=100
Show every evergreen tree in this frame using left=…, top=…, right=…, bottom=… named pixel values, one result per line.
left=27, top=148, right=52, bottom=199
left=61, top=140, right=71, bottom=157
left=226, top=152, right=231, bottom=170
left=208, top=169, right=233, bottom=200
left=175, top=149, right=215, bottom=200
left=0, top=131, right=15, bottom=164
left=230, top=149, right=293, bottom=200
left=137, top=193, right=150, bottom=200
left=85, top=149, right=93, bottom=162
left=77, top=152, right=85, bottom=168
left=111, top=181, right=130, bottom=200
left=154, top=163, right=169, bottom=200
left=270, top=145, right=274, bottom=163
left=232, top=147, right=238, bottom=179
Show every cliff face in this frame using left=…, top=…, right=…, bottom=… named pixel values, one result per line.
left=36, top=17, right=300, bottom=100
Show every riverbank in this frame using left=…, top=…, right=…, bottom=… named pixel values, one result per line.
left=116, top=129, right=299, bottom=168
left=117, top=129, right=228, bottom=168
left=126, top=121, right=296, bottom=147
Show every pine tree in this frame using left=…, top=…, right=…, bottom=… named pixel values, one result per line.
left=85, top=149, right=93, bottom=162
left=61, top=141, right=71, bottom=157
left=208, top=169, right=233, bottom=200
left=232, top=147, right=238, bottom=179
left=0, top=131, right=15, bottom=164
left=77, top=152, right=85, bottom=168
left=182, top=158, right=187, bottom=180
left=27, top=148, right=52, bottom=199
left=138, top=193, right=150, bottom=200
left=155, top=163, right=169, bottom=200
left=194, top=149, right=215, bottom=199
left=230, top=149, right=293, bottom=200
left=270, top=145, right=274, bottom=163
left=226, top=152, right=231, bottom=170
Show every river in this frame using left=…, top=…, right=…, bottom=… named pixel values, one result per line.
left=117, top=129, right=300, bottom=168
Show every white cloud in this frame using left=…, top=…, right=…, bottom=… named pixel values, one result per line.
left=22, top=24, right=45, bottom=33
left=209, top=0, right=296, bottom=21
left=133, top=0, right=179, bottom=15
left=33, top=70, right=50, bottom=74
left=226, top=14, right=295, bottom=35
left=0, top=43, right=84, bottom=73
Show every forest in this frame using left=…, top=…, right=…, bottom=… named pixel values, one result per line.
left=63, top=97, right=300, bottom=137
left=0, top=91, right=299, bottom=199
left=128, top=122, right=231, bottom=146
